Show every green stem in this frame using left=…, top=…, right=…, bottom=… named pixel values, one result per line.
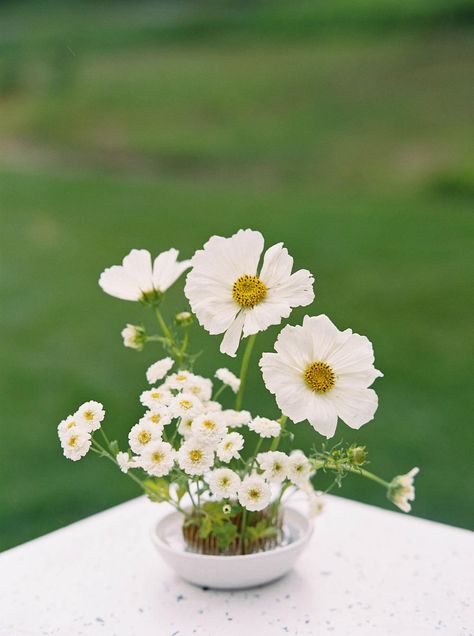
left=212, top=383, right=228, bottom=401
left=154, top=306, right=183, bottom=366
left=235, top=334, right=256, bottom=411
left=314, top=459, right=390, bottom=489
left=270, top=414, right=287, bottom=451
left=248, top=436, right=264, bottom=473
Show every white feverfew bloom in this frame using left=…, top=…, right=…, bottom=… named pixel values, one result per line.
left=248, top=416, right=281, bottom=438
left=75, top=401, right=105, bottom=432
left=139, top=408, right=171, bottom=428
left=207, top=468, right=241, bottom=499
left=260, top=314, right=383, bottom=439
left=185, top=229, right=315, bottom=357
left=257, top=451, right=289, bottom=484
left=202, top=400, right=223, bottom=414
left=287, top=450, right=312, bottom=486
left=221, top=409, right=251, bottom=428
left=165, top=371, right=196, bottom=392
left=186, top=376, right=213, bottom=402
left=139, top=441, right=176, bottom=477
left=216, top=432, right=244, bottom=463
left=238, top=475, right=272, bottom=512
left=57, top=414, right=81, bottom=439
left=177, top=416, right=194, bottom=438
left=146, top=357, right=174, bottom=385
left=60, top=428, right=91, bottom=461
left=99, top=248, right=191, bottom=302
left=121, top=324, right=146, bottom=350
left=170, top=392, right=204, bottom=419
left=128, top=422, right=162, bottom=454
left=140, top=386, right=173, bottom=410
left=178, top=438, right=215, bottom=476
left=191, top=413, right=227, bottom=443
left=116, top=451, right=138, bottom=474
left=388, top=467, right=419, bottom=513
left=215, top=368, right=241, bottom=394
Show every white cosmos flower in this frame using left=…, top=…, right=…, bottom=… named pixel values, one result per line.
left=257, top=451, right=289, bottom=483
left=60, top=428, right=91, bottom=461
left=75, top=401, right=105, bottom=432
left=128, top=422, right=162, bottom=454
left=207, top=468, right=241, bottom=499
left=287, top=450, right=312, bottom=486
left=146, top=357, right=174, bottom=384
left=215, top=368, right=241, bottom=393
left=116, top=451, right=138, bottom=474
left=138, top=441, right=176, bottom=477
left=191, top=413, right=227, bottom=443
left=170, top=392, right=203, bottom=419
left=121, top=324, right=146, bottom=350
left=238, top=475, right=272, bottom=512
left=139, top=408, right=171, bottom=428
left=99, top=248, right=191, bottom=302
left=388, top=467, right=419, bottom=513
left=140, top=386, right=173, bottom=410
left=216, top=432, right=244, bottom=463
left=185, top=229, right=315, bottom=357
left=221, top=409, right=251, bottom=428
left=260, top=314, right=383, bottom=439
left=178, top=438, right=215, bottom=476
left=248, top=416, right=281, bottom=438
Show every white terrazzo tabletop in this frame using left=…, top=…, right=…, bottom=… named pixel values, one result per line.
left=0, top=495, right=472, bottom=636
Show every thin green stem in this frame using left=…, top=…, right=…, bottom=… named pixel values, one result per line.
left=212, top=383, right=228, bottom=401
left=313, top=458, right=390, bottom=489
left=270, top=415, right=287, bottom=451
left=235, top=334, right=256, bottom=411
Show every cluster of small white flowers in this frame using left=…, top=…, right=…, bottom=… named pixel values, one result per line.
left=215, top=368, right=241, bottom=393
left=57, top=401, right=105, bottom=461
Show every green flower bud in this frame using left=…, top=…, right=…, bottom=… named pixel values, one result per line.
left=175, top=311, right=193, bottom=327
left=348, top=445, right=367, bottom=466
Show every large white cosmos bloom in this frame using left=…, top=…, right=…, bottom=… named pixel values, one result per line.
left=184, top=229, right=314, bottom=357
left=99, top=248, right=190, bottom=302
left=260, top=314, right=383, bottom=438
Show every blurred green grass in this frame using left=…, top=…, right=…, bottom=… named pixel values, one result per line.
left=1, top=0, right=473, bottom=550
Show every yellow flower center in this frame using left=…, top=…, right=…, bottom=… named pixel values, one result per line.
left=203, top=420, right=215, bottom=430
left=248, top=488, right=260, bottom=500
left=179, top=400, right=193, bottom=410
left=220, top=477, right=230, bottom=486
left=304, top=361, right=335, bottom=394
left=151, top=391, right=162, bottom=399
left=232, top=274, right=267, bottom=308
left=150, top=414, right=160, bottom=423
left=68, top=435, right=78, bottom=447
left=83, top=410, right=94, bottom=421
left=189, top=449, right=203, bottom=463
left=138, top=430, right=152, bottom=444
left=152, top=451, right=163, bottom=463
left=224, top=441, right=232, bottom=450
left=66, top=420, right=76, bottom=429
left=176, top=374, right=187, bottom=382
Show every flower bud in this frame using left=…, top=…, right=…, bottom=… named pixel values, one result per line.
left=175, top=311, right=193, bottom=327
left=348, top=445, right=367, bottom=466
left=222, top=504, right=232, bottom=515
left=121, top=324, right=146, bottom=351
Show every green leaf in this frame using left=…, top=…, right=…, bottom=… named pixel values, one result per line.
left=144, top=478, right=169, bottom=503
left=212, top=521, right=238, bottom=550
left=198, top=515, right=213, bottom=539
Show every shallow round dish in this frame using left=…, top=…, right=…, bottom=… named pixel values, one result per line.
left=150, top=506, right=313, bottom=589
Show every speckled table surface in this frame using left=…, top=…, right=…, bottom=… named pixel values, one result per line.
left=1, top=495, right=472, bottom=636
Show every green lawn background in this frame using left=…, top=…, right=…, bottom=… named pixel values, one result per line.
left=1, top=0, right=473, bottom=550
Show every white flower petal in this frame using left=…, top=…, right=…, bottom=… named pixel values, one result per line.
left=330, top=387, right=379, bottom=430
left=122, top=249, right=154, bottom=293
left=153, top=248, right=191, bottom=292
left=259, top=242, right=293, bottom=286
left=98, top=266, right=142, bottom=301
left=306, top=395, right=339, bottom=438
left=220, top=311, right=246, bottom=357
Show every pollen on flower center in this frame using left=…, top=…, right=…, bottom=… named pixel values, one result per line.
left=189, top=449, right=203, bottom=463
left=180, top=400, right=192, bottom=409
left=150, top=414, right=160, bottom=423
left=83, top=410, right=94, bottom=420
left=152, top=452, right=163, bottom=463
left=68, top=435, right=78, bottom=447
left=232, top=274, right=267, bottom=308
left=248, top=488, right=260, bottom=500
left=203, top=420, right=215, bottom=430
left=304, top=361, right=336, bottom=394
left=138, top=430, right=152, bottom=444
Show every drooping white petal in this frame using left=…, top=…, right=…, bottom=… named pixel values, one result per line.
left=153, top=248, right=191, bottom=292
left=330, top=387, right=379, bottom=429
left=98, top=266, right=142, bottom=301
left=122, top=249, right=154, bottom=293
left=306, top=395, right=339, bottom=438
left=220, top=311, right=246, bottom=357
left=269, top=268, right=315, bottom=307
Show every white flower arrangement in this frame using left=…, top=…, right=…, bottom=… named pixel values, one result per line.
left=58, top=229, right=419, bottom=555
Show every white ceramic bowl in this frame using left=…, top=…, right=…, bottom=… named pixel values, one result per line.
left=150, top=506, right=313, bottom=589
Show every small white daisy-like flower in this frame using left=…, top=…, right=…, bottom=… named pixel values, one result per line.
left=140, top=386, right=173, bottom=410
left=301, top=484, right=325, bottom=518
left=116, top=451, right=138, bottom=474
left=57, top=414, right=80, bottom=438
left=165, top=371, right=194, bottom=391
left=99, top=248, right=191, bottom=302
left=128, top=422, right=162, bottom=454
left=257, top=451, right=289, bottom=483
left=215, top=368, right=241, bottom=393
left=139, top=408, right=171, bottom=428
left=207, top=468, right=241, bottom=499
left=248, top=416, right=281, bottom=438
left=216, top=432, right=244, bottom=463
left=388, top=467, right=419, bottom=513
left=177, top=416, right=194, bottom=438
left=121, top=324, right=146, bottom=350
left=260, top=314, right=383, bottom=439
left=202, top=400, right=223, bottom=414
left=178, top=438, right=215, bottom=476
left=238, top=474, right=272, bottom=512
left=170, top=392, right=203, bottom=419
left=146, top=357, right=174, bottom=385
left=287, top=450, right=312, bottom=486
left=221, top=409, right=251, bottom=428
left=138, top=441, right=176, bottom=477
left=186, top=376, right=213, bottom=402
left=60, top=428, right=91, bottom=461
left=191, top=413, right=227, bottom=443
left=75, top=401, right=105, bottom=432
left=185, top=229, right=314, bottom=357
